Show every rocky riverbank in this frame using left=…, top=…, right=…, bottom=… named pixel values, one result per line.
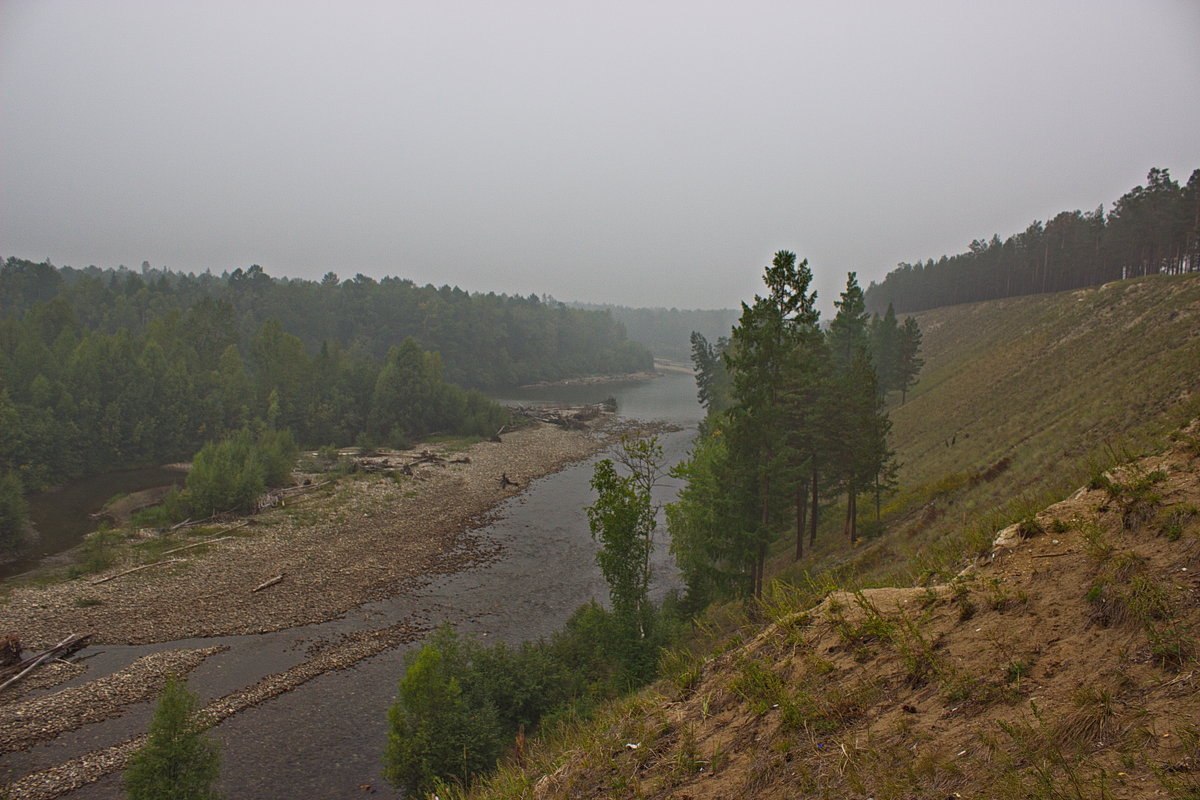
left=0, top=421, right=618, bottom=649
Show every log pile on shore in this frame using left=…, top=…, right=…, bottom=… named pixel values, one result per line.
left=508, top=401, right=615, bottom=429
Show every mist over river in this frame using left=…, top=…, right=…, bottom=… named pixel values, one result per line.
left=12, top=370, right=701, bottom=799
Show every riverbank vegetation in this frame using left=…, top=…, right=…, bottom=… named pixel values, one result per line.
left=123, top=676, right=222, bottom=800
left=865, top=166, right=1200, bottom=313
left=0, top=260, right=649, bottom=552
left=385, top=435, right=680, bottom=794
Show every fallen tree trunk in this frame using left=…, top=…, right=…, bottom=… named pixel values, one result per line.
left=0, top=633, right=91, bottom=693
left=251, top=574, right=285, bottom=593
left=159, top=535, right=237, bottom=557
left=90, top=558, right=185, bottom=586
left=159, top=520, right=251, bottom=555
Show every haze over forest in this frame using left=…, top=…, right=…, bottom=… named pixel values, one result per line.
left=4, top=5, right=1200, bottom=798
left=3, top=1, right=1199, bottom=312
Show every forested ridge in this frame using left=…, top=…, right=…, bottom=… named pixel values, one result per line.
left=865, top=167, right=1200, bottom=314
left=0, top=259, right=651, bottom=547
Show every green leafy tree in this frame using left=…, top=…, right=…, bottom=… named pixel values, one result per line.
left=183, top=429, right=296, bottom=517
left=585, top=435, right=662, bottom=681
left=123, top=676, right=221, bottom=800
left=666, top=433, right=751, bottom=608
left=185, top=432, right=265, bottom=517
left=384, top=627, right=502, bottom=794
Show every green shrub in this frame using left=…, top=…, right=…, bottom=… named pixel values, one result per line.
left=123, top=676, right=221, bottom=800
left=76, top=524, right=121, bottom=576
left=184, top=428, right=297, bottom=517
left=384, top=629, right=503, bottom=794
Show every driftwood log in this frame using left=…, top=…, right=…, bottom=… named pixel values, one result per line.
left=507, top=402, right=608, bottom=429
left=90, top=558, right=185, bottom=586
left=251, top=573, right=285, bottom=593
left=0, top=633, right=91, bottom=694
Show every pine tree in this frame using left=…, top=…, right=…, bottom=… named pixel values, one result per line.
left=123, top=676, right=221, bottom=800
left=828, top=274, right=894, bottom=546
left=869, top=302, right=901, bottom=395
left=897, top=316, right=924, bottom=404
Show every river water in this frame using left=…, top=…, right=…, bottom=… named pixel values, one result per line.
left=3, top=467, right=186, bottom=581
left=8, top=370, right=701, bottom=799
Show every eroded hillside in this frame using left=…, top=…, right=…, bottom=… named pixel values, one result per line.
left=528, top=425, right=1200, bottom=799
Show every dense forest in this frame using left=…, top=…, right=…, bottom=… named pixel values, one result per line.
left=0, top=259, right=652, bottom=547
left=670, top=254, right=922, bottom=605
left=864, top=167, right=1200, bottom=314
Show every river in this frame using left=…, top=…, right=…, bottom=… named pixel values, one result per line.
left=5, top=370, right=701, bottom=799
left=3, top=467, right=186, bottom=581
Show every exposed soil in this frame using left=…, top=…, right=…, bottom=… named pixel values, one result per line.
left=529, top=424, right=1200, bottom=800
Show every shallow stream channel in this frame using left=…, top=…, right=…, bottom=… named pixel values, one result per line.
left=3, top=369, right=702, bottom=799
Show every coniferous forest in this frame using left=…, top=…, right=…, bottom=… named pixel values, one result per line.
left=864, top=167, right=1200, bottom=313
left=0, top=261, right=652, bottom=546
left=669, top=253, right=922, bottom=608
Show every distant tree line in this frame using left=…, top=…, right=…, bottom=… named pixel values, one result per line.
left=668, top=254, right=922, bottom=608
left=0, top=260, right=651, bottom=548
left=0, top=260, right=652, bottom=388
left=570, top=302, right=741, bottom=362
left=865, top=167, right=1200, bottom=314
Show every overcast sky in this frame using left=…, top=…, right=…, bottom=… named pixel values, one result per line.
left=2, top=1, right=1198, bottom=312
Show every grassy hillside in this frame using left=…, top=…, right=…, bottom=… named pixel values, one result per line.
left=780, top=274, right=1200, bottom=588
left=424, top=274, right=1200, bottom=800
left=897, top=274, right=1200, bottom=496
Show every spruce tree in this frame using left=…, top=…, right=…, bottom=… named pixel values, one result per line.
left=897, top=316, right=924, bottom=404
left=123, top=676, right=221, bottom=800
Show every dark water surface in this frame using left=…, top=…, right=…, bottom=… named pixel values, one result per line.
left=3, top=466, right=185, bottom=581
left=22, top=370, right=701, bottom=799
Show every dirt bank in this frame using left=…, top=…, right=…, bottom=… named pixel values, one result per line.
left=0, top=421, right=616, bottom=648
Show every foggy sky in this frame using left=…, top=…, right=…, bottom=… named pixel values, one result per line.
left=2, top=1, right=1198, bottom=313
